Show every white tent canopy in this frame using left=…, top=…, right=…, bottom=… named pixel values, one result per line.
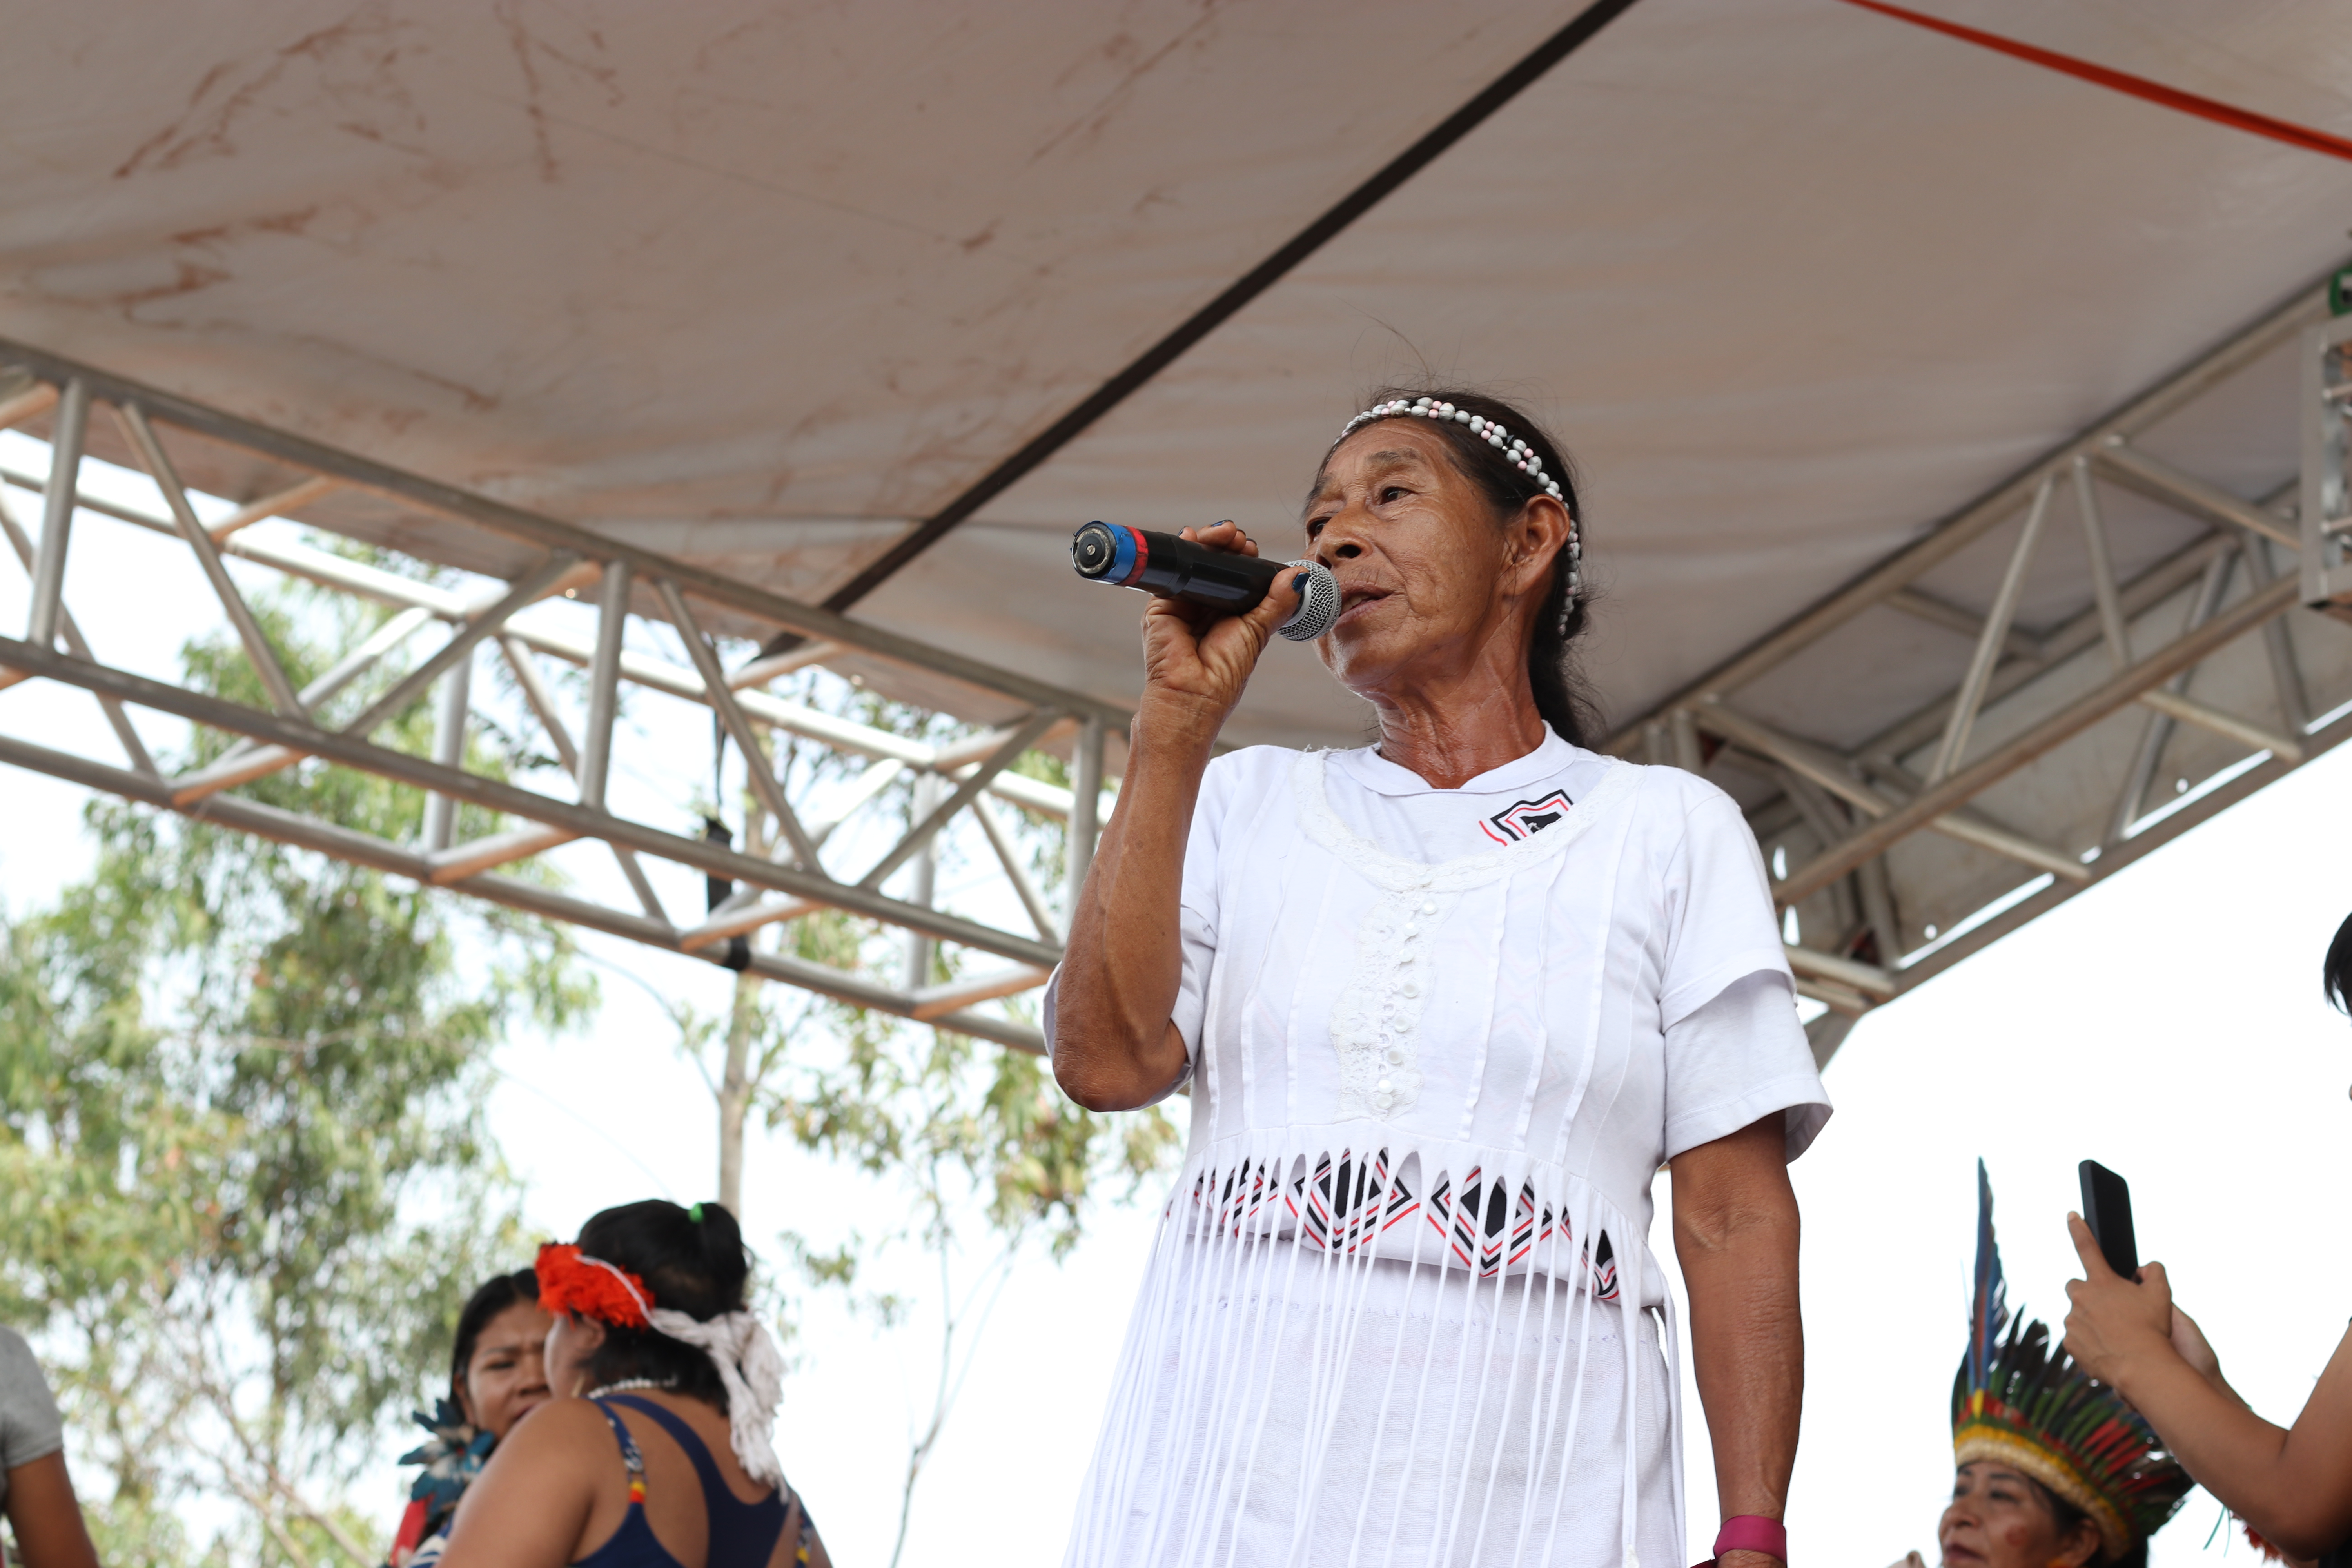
left=6, top=0, right=2352, bottom=1044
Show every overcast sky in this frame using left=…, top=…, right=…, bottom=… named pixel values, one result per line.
left=3, top=435, right=2348, bottom=1568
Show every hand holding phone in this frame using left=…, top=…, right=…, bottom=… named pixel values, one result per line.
left=2078, top=1160, right=2138, bottom=1280
left=2063, top=1163, right=2174, bottom=1390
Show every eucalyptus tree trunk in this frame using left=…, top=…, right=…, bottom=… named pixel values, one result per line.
left=716, top=804, right=769, bottom=1214
left=718, top=967, right=759, bottom=1214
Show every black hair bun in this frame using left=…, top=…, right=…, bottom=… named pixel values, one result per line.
left=577, top=1198, right=750, bottom=1321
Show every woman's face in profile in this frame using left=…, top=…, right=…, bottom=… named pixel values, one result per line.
left=458, top=1299, right=555, bottom=1439
left=1939, top=1461, right=2098, bottom=1568
left=1303, top=421, right=1529, bottom=699
left=543, top=1310, right=605, bottom=1399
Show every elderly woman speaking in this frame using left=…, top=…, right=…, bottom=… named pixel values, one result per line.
left=1047, top=389, right=1831, bottom=1568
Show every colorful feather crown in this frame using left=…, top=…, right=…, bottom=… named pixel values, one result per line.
left=1954, top=1162, right=2189, bottom=1563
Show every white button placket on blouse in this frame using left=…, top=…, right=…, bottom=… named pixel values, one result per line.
left=1294, top=748, right=1623, bottom=1128
left=1328, top=886, right=1455, bottom=1119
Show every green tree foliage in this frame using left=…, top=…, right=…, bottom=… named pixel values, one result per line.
left=683, top=673, right=1182, bottom=1568
left=655, top=670, right=1181, bottom=1261
left=654, top=670, right=1181, bottom=1264
left=0, top=566, right=1167, bottom=1564
left=0, top=590, right=590, bottom=1565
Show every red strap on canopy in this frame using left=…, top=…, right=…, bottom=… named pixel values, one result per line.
left=1837, top=0, right=2352, bottom=166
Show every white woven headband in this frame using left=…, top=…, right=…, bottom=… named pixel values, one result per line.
left=1336, top=397, right=1566, bottom=502
left=1333, top=397, right=1582, bottom=601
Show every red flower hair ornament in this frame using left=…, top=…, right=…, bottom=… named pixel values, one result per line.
left=535, top=1243, right=653, bottom=1329
left=531, top=1238, right=788, bottom=1489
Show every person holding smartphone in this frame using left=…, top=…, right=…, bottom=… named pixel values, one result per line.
left=2061, top=912, right=2352, bottom=1561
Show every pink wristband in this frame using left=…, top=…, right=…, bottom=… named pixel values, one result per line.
left=1712, top=1516, right=1787, bottom=1565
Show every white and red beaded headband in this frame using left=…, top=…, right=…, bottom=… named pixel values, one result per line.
left=1334, top=397, right=1582, bottom=601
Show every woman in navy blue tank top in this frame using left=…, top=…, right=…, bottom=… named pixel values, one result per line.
left=438, top=1201, right=830, bottom=1568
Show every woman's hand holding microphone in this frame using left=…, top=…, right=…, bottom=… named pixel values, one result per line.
left=1134, top=521, right=1310, bottom=747
left=1051, top=521, right=1310, bottom=1113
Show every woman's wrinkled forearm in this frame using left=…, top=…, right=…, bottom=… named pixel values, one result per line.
left=1672, top=1118, right=1802, bottom=1549
left=1051, top=693, right=1218, bottom=1110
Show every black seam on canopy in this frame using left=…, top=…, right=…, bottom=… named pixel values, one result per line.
left=797, top=0, right=1646, bottom=629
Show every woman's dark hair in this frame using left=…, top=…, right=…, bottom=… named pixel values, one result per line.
left=1319, top=387, right=1600, bottom=746
left=2020, top=1472, right=2139, bottom=1568
left=450, top=1267, right=540, bottom=1395
left=573, top=1199, right=751, bottom=1411
left=2326, top=910, right=2352, bottom=1016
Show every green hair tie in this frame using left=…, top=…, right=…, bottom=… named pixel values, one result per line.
left=688, top=1202, right=704, bottom=1223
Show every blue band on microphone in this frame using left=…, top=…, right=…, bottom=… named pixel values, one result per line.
left=1108, top=524, right=1143, bottom=586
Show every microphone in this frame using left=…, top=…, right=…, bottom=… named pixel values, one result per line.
left=1070, top=522, right=1340, bottom=642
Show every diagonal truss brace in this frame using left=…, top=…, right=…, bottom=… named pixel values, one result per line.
left=0, top=349, right=1141, bottom=1054
left=1612, top=269, right=2352, bottom=1050
left=656, top=576, right=822, bottom=871
left=0, top=635, right=1065, bottom=973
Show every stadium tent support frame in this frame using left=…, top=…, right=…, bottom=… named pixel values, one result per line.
left=4, top=286, right=2352, bottom=1065
left=0, top=345, right=1137, bottom=1054
left=1612, top=279, right=2352, bottom=1061
left=2302, top=311, right=2352, bottom=610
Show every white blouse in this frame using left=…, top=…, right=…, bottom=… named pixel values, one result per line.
left=1047, top=734, right=1831, bottom=1567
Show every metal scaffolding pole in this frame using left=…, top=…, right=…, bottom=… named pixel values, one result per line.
left=24, top=376, right=87, bottom=650
left=580, top=560, right=630, bottom=812
left=423, top=650, right=474, bottom=853
left=1069, top=715, right=1105, bottom=900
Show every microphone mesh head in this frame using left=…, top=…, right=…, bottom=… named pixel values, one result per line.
left=1276, top=560, right=1341, bottom=642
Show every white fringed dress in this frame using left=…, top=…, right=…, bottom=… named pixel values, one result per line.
left=1046, top=735, right=1831, bottom=1568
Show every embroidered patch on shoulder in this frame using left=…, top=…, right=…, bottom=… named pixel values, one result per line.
left=1480, top=789, right=1574, bottom=844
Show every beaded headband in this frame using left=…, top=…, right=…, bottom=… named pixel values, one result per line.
left=1334, top=397, right=1583, bottom=607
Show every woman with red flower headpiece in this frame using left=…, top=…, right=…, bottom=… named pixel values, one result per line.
left=437, top=1200, right=829, bottom=1568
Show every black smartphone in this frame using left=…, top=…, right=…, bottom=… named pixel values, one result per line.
left=2078, top=1160, right=2138, bottom=1279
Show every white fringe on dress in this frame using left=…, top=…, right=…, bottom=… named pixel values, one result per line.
left=1065, top=1133, right=1686, bottom=1568
left=1052, top=741, right=1823, bottom=1568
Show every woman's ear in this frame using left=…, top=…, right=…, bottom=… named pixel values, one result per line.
left=546, top=1310, right=609, bottom=1396
left=2055, top=1521, right=2103, bottom=1568
left=1510, top=495, right=1573, bottom=588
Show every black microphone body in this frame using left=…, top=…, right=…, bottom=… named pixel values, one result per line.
left=1070, top=522, right=1340, bottom=642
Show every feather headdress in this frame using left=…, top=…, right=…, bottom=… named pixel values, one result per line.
left=1968, top=1159, right=2009, bottom=1394
left=1953, top=1161, right=2190, bottom=1563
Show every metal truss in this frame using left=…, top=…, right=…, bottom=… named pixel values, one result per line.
left=7, top=279, right=2352, bottom=1071
left=2303, top=310, right=2352, bottom=609
left=0, top=343, right=1127, bottom=1055
left=1610, top=278, right=2352, bottom=1063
